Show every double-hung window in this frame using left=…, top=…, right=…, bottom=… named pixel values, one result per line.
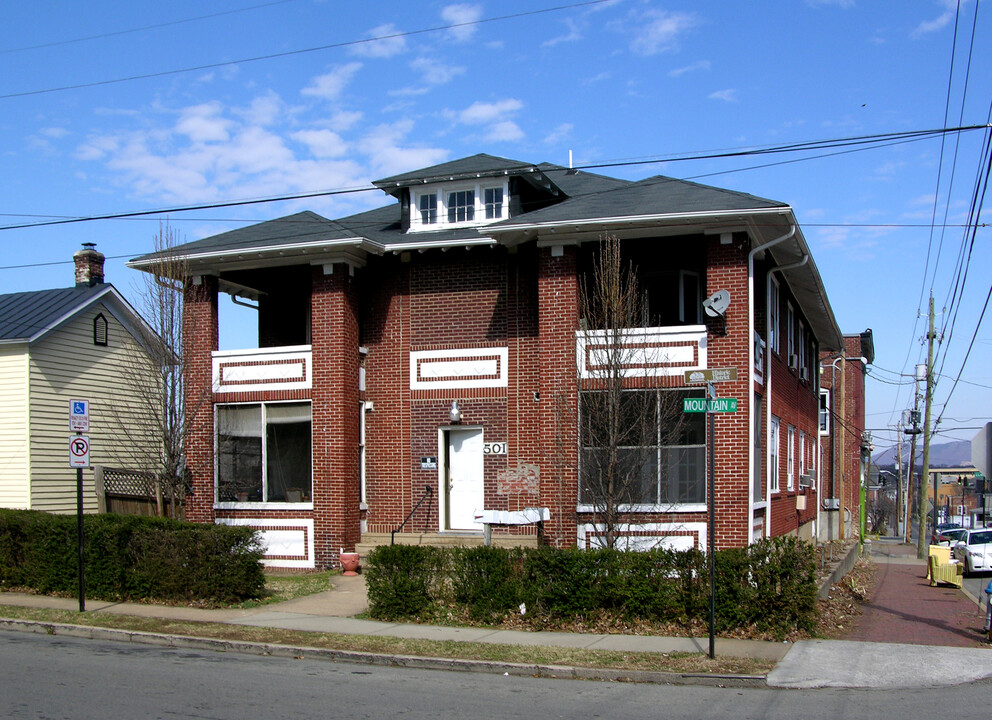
left=447, top=190, right=475, bottom=223
left=787, top=425, right=795, bottom=491
left=217, top=402, right=312, bottom=504
left=419, top=193, right=437, bottom=225
left=770, top=416, right=780, bottom=493
left=484, top=187, right=503, bottom=219
left=769, top=278, right=780, bottom=354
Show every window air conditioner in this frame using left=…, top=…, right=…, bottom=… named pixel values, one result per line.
left=799, top=474, right=813, bottom=488
left=788, top=354, right=799, bottom=370
left=799, top=367, right=809, bottom=381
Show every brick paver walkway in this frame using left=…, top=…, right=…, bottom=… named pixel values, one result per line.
left=843, top=543, right=986, bottom=648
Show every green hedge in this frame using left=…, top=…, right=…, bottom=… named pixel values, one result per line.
left=0, top=509, right=265, bottom=604
left=366, top=537, right=816, bottom=638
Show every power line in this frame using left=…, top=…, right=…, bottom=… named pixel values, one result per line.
left=0, top=1, right=298, bottom=55
left=1, top=124, right=984, bottom=234
left=0, top=0, right=612, bottom=101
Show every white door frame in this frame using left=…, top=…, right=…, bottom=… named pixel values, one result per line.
left=438, top=426, right=484, bottom=531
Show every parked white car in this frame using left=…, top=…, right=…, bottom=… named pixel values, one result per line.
left=952, top=529, right=992, bottom=575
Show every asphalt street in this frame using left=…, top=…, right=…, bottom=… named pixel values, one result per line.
left=3, top=631, right=991, bottom=720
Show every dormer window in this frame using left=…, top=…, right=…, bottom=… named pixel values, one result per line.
left=410, top=180, right=508, bottom=231
left=447, top=190, right=475, bottom=223
left=419, top=193, right=438, bottom=225
left=484, top=187, right=503, bottom=219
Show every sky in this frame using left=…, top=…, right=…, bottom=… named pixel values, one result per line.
left=1, top=0, right=990, bottom=458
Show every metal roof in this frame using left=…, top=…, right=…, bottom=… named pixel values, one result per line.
left=0, top=285, right=111, bottom=343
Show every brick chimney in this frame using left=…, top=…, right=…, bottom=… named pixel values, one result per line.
left=74, top=243, right=105, bottom=287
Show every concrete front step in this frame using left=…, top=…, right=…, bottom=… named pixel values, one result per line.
left=355, top=532, right=539, bottom=559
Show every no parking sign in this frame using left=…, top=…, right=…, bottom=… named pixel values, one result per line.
left=69, top=436, right=90, bottom=468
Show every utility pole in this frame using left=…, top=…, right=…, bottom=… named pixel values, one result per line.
left=908, top=376, right=922, bottom=549
left=915, top=296, right=937, bottom=558
left=922, top=295, right=937, bottom=554
left=896, top=422, right=903, bottom=537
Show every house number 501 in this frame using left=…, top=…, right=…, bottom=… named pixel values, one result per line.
left=483, top=442, right=507, bottom=455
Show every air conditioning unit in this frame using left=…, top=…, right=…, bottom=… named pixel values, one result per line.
left=799, top=366, right=809, bottom=381
left=799, top=474, right=813, bottom=488
left=788, top=354, right=799, bottom=370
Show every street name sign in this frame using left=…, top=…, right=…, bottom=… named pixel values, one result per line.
left=683, top=398, right=738, bottom=413
left=684, top=368, right=737, bottom=384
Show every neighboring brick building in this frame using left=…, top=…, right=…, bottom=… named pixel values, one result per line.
left=130, top=154, right=844, bottom=568
left=818, top=330, right=875, bottom=541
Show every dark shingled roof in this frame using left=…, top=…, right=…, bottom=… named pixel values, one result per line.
left=372, top=153, right=537, bottom=188
left=0, top=284, right=110, bottom=342
left=494, top=174, right=786, bottom=227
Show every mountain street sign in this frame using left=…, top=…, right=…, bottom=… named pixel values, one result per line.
left=684, top=398, right=738, bottom=413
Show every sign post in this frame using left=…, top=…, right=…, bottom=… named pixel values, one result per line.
left=69, top=400, right=90, bottom=613
left=683, top=369, right=737, bottom=660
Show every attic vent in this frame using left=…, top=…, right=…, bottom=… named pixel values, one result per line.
left=93, top=313, right=108, bottom=346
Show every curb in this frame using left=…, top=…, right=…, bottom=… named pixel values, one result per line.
left=0, top=617, right=767, bottom=688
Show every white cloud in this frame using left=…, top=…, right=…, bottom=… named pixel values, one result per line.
left=453, top=99, right=524, bottom=125
left=358, top=120, right=449, bottom=177
left=629, top=10, right=699, bottom=56
left=442, top=4, right=483, bottom=42
left=292, top=129, right=348, bottom=158
left=411, top=56, right=467, bottom=86
left=350, top=24, right=408, bottom=58
left=176, top=102, right=231, bottom=143
left=486, top=121, right=524, bottom=142
left=329, top=111, right=363, bottom=132
left=669, top=60, right=710, bottom=78
left=238, top=92, right=284, bottom=127
left=543, top=123, right=574, bottom=145
left=543, top=18, right=582, bottom=48
left=708, top=89, right=738, bottom=102
left=583, top=72, right=611, bottom=85
left=302, top=63, right=363, bottom=101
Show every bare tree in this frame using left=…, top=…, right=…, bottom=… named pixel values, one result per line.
left=115, top=222, right=193, bottom=517
left=577, top=235, right=691, bottom=549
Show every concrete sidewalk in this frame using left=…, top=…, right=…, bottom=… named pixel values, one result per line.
left=2, top=538, right=990, bottom=689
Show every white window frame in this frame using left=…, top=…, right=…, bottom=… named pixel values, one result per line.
left=799, top=430, right=807, bottom=478
left=786, top=302, right=795, bottom=361
left=798, top=320, right=807, bottom=376
left=410, top=180, right=509, bottom=231
left=819, top=390, right=830, bottom=435
left=787, top=425, right=795, bottom=491
left=770, top=416, right=780, bottom=493
left=769, top=277, right=780, bottom=354
left=214, top=400, right=313, bottom=508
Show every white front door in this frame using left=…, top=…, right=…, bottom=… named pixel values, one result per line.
left=445, top=428, right=484, bottom=530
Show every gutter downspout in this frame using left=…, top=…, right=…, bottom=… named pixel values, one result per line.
left=747, top=223, right=795, bottom=544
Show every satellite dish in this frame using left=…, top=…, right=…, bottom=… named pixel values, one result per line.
left=702, top=289, right=731, bottom=318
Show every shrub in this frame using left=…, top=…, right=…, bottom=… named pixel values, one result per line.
left=0, top=509, right=264, bottom=604
left=364, top=544, right=448, bottom=620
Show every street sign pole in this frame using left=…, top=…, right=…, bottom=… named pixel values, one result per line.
left=707, top=380, right=716, bottom=660
left=76, top=462, right=85, bottom=612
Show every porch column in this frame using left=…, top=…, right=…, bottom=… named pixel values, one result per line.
left=537, top=245, right=579, bottom=547
left=311, top=264, right=361, bottom=568
left=183, top=275, right=218, bottom=524
left=705, top=237, right=751, bottom=548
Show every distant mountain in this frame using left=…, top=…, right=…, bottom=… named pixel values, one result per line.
left=873, top=439, right=974, bottom=469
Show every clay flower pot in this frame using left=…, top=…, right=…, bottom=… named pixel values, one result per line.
left=339, top=552, right=360, bottom=576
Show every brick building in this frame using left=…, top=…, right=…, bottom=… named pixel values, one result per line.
left=818, top=330, right=875, bottom=541
left=130, top=154, right=844, bottom=568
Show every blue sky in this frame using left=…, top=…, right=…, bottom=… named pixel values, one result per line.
left=2, top=0, right=990, bottom=455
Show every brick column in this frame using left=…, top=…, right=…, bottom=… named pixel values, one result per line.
left=311, top=264, right=361, bottom=567
left=537, top=246, right=579, bottom=547
left=183, top=275, right=218, bottom=524
left=705, top=237, right=751, bottom=548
